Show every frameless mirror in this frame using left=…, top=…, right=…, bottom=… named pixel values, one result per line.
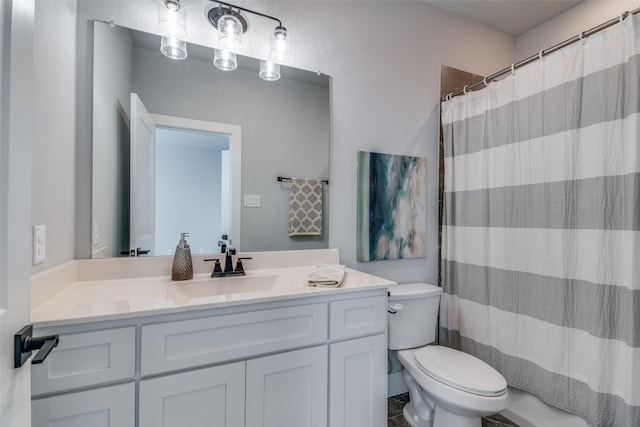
left=91, top=22, right=330, bottom=258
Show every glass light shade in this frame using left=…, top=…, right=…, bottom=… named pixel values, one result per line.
left=213, top=49, right=237, bottom=71
left=158, top=0, right=187, bottom=39
left=160, top=36, right=187, bottom=60
left=259, top=60, right=281, bottom=81
left=217, top=13, right=243, bottom=49
left=269, top=26, right=292, bottom=64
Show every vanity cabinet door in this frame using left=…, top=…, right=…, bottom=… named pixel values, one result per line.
left=139, top=361, right=245, bottom=427
left=31, top=326, right=135, bottom=396
left=31, top=382, right=134, bottom=427
left=246, top=346, right=328, bottom=427
left=329, top=296, right=387, bottom=340
left=329, top=334, right=387, bottom=427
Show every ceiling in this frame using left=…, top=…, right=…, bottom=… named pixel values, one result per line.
left=425, top=0, right=585, bottom=36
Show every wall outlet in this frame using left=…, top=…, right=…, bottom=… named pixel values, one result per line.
left=243, top=194, right=261, bottom=208
left=92, top=221, right=99, bottom=246
left=33, top=225, right=46, bottom=265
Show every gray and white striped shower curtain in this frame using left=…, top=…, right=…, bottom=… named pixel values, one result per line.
left=440, top=14, right=639, bottom=426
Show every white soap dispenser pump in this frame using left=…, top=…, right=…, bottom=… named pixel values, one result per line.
left=171, top=232, right=193, bottom=281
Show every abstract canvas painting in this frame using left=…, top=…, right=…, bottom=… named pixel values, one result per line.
left=357, top=151, right=427, bottom=261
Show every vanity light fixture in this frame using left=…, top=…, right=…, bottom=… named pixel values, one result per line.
left=259, top=60, right=280, bottom=81
left=158, top=0, right=188, bottom=60
left=207, top=0, right=292, bottom=75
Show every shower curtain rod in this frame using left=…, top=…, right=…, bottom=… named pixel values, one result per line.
left=442, top=6, right=640, bottom=102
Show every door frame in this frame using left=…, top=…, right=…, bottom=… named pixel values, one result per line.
left=0, top=0, right=36, bottom=425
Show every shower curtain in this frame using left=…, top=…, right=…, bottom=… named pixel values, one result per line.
left=440, top=14, right=639, bottom=426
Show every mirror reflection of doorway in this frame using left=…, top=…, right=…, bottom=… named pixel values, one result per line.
left=154, top=127, right=230, bottom=255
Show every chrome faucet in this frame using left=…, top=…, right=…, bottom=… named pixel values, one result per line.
left=204, top=247, right=252, bottom=278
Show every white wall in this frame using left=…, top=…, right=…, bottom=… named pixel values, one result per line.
left=516, top=0, right=638, bottom=60
left=69, top=0, right=514, bottom=285
left=32, top=0, right=77, bottom=272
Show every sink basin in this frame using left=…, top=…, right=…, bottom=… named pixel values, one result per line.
left=166, top=274, right=305, bottom=304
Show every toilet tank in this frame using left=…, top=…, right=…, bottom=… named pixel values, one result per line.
left=388, top=283, right=443, bottom=350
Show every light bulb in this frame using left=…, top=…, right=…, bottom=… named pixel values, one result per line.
left=158, top=0, right=187, bottom=39
left=217, top=13, right=242, bottom=49
left=214, top=49, right=237, bottom=71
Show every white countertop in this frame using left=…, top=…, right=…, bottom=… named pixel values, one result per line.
left=31, top=266, right=396, bottom=328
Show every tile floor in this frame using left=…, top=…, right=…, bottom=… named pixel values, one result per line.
left=387, top=393, right=519, bottom=427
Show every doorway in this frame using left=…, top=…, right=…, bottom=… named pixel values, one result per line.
left=154, top=127, right=230, bottom=255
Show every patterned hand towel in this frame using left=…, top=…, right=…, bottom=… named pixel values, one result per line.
left=307, top=264, right=345, bottom=287
left=289, top=178, right=323, bottom=236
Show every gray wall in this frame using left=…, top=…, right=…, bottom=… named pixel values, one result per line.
left=68, top=0, right=515, bottom=286
left=32, top=0, right=77, bottom=272
left=131, top=44, right=330, bottom=252
left=33, top=1, right=635, bottom=278
left=92, top=22, right=133, bottom=257
left=516, top=1, right=635, bottom=60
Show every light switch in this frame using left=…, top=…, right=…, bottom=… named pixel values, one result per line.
left=244, top=194, right=261, bottom=208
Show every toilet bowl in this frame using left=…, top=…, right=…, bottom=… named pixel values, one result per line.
left=388, top=283, right=509, bottom=427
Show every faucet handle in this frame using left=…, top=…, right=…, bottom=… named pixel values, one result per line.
left=204, top=258, right=223, bottom=276
left=234, top=257, right=252, bottom=273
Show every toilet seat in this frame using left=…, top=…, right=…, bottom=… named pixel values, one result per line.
left=414, top=346, right=507, bottom=397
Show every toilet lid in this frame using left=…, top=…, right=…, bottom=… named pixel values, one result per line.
left=414, top=346, right=507, bottom=397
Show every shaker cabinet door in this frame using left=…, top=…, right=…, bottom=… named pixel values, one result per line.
left=139, top=361, right=245, bottom=427
left=329, top=334, right=388, bottom=427
left=32, top=382, right=135, bottom=427
left=246, top=346, right=328, bottom=427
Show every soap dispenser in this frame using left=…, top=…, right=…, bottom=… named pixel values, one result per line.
left=171, top=232, right=193, bottom=281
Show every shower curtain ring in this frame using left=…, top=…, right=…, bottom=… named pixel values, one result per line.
left=539, top=49, right=545, bottom=60
left=463, top=85, right=469, bottom=95
left=578, top=31, right=585, bottom=41
left=620, top=12, right=628, bottom=23
left=483, top=76, right=489, bottom=87
left=511, top=63, right=515, bottom=77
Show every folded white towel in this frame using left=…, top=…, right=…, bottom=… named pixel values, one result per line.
left=307, top=264, right=346, bottom=287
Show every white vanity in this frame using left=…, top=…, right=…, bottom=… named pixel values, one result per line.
left=30, top=249, right=395, bottom=427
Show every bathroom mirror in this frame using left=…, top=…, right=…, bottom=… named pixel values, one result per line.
left=91, top=22, right=330, bottom=258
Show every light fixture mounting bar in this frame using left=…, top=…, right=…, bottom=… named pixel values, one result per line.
left=208, top=0, right=283, bottom=28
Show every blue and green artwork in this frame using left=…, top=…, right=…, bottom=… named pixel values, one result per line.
left=357, top=151, right=427, bottom=261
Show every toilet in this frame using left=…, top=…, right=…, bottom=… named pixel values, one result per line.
left=388, top=283, right=509, bottom=427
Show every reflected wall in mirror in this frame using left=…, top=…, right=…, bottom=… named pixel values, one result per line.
left=91, top=21, right=330, bottom=258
